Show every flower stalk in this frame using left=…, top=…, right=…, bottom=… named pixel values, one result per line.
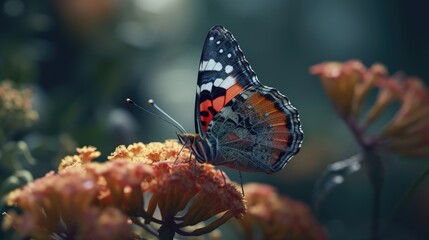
left=311, top=60, right=429, bottom=239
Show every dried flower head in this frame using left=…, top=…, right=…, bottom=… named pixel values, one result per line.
left=309, top=60, right=365, bottom=117
left=105, top=140, right=246, bottom=237
left=0, top=80, right=38, bottom=136
left=85, top=159, right=155, bottom=216
left=379, top=77, right=429, bottom=157
left=4, top=170, right=132, bottom=240
left=5, top=140, right=246, bottom=239
left=310, top=60, right=429, bottom=157
left=146, top=161, right=246, bottom=237
left=238, top=183, right=327, bottom=240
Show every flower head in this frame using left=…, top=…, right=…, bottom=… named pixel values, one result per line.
left=58, top=146, right=101, bottom=171
left=238, top=183, right=327, bottom=240
left=4, top=170, right=132, bottom=240
left=86, top=159, right=155, bottom=216
left=5, top=140, right=246, bottom=239
left=309, top=60, right=365, bottom=117
left=0, top=80, right=38, bottom=136
left=105, top=141, right=246, bottom=237
left=310, top=60, right=429, bottom=157
left=146, top=161, right=246, bottom=236
left=107, top=140, right=182, bottom=164
left=363, top=73, right=401, bottom=125
left=379, top=77, right=429, bottom=156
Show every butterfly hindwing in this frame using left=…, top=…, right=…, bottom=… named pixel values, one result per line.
left=196, top=25, right=260, bottom=137
left=204, top=85, right=303, bottom=173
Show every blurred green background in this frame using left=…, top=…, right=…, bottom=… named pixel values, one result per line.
left=1, top=0, right=429, bottom=239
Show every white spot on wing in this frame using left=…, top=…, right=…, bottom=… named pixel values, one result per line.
left=219, top=76, right=236, bottom=89
left=200, top=59, right=222, bottom=71
left=216, top=41, right=220, bottom=44
left=227, top=53, right=232, bottom=58
left=214, top=78, right=223, bottom=87
left=200, top=82, right=213, bottom=93
left=219, top=49, right=223, bottom=53
left=211, top=77, right=236, bottom=90
left=205, top=59, right=216, bottom=70
left=199, top=61, right=208, bottom=71
left=209, top=36, right=214, bottom=40
left=214, top=62, right=222, bottom=71
left=196, top=85, right=201, bottom=94
left=225, top=65, right=233, bottom=74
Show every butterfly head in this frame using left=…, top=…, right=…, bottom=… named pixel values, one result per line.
left=177, top=133, right=200, bottom=147
left=177, top=133, right=216, bottom=164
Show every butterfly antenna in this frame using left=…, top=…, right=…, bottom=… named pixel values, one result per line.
left=148, top=99, right=187, bottom=133
left=126, top=98, right=186, bottom=134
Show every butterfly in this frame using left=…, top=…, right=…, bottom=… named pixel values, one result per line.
left=177, top=25, right=303, bottom=174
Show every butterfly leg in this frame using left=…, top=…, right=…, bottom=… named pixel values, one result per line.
left=219, top=166, right=227, bottom=184
left=193, top=152, right=197, bottom=176
left=234, top=161, right=245, bottom=196
left=174, top=139, right=189, bottom=165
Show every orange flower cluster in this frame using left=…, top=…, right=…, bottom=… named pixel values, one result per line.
left=238, top=183, right=327, bottom=240
left=4, top=170, right=132, bottom=240
left=4, top=140, right=246, bottom=239
left=0, top=80, right=38, bottom=134
left=310, top=60, right=429, bottom=157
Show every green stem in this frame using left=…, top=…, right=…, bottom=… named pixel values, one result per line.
left=158, top=224, right=175, bottom=240
left=371, top=185, right=381, bottom=240
left=130, top=217, right=159, bottom=238
left=363, top=151, right=383, bottom=240
left=397, top=164, right=429, bottom=214
left=385, top=163, right=429, bottom=234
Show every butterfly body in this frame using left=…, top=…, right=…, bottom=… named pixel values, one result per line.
left=178, top=25, right=303, bottom=173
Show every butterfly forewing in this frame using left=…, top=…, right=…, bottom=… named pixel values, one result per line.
left=196, top=25, right=260, bottom=137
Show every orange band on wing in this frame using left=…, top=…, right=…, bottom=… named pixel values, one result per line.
left=225, top=84, right=244, bottom=105
left=199, top=83, right=245, bottom=133
left=213, top=96, right=226, bottom=112
left=199, top=99, right=213, bottom=132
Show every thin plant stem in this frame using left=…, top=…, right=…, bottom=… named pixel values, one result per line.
left=130, top=217, right=159, bottom=238
left=363, top=153, right=383, bottom=240
left=371, top=185, right=381, bottom=240
left=345, top=116, right=384, bottom=240
left=396, top=163, right=429, bottom=215
left=383, top=163, right=429, bottom=237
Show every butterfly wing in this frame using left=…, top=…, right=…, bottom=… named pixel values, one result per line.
left=196, top=25, right=260, bottom=137
left=193, top=25, right=303, bottom=172
left=204, top=85, right=303, bottom=173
